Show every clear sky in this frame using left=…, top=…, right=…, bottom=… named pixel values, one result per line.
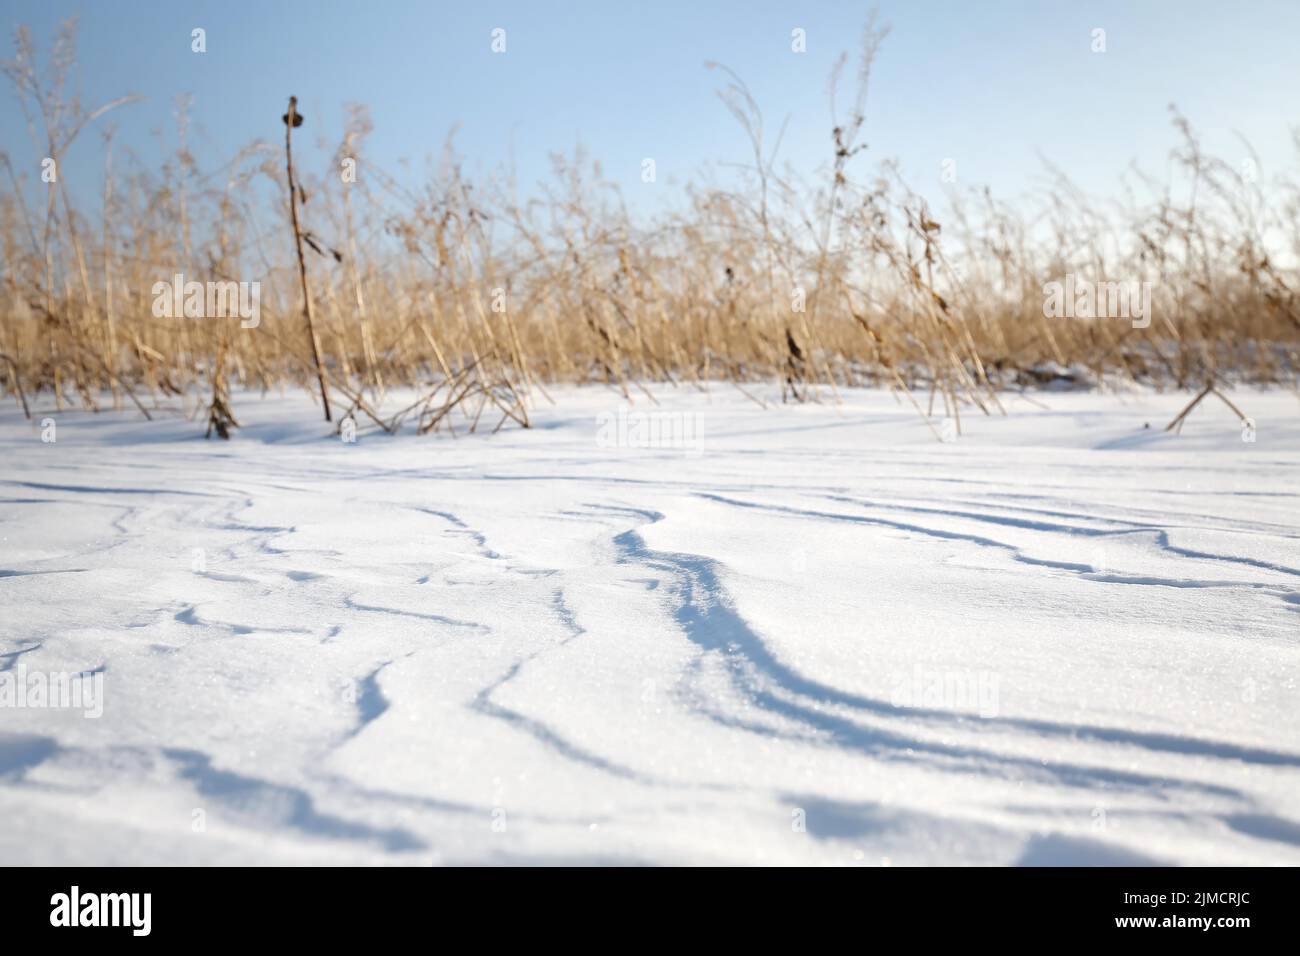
left=3, top=0, right=1298, bottom=215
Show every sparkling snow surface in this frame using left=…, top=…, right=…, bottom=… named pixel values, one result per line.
left=1, top=386, right=1297, bottom=865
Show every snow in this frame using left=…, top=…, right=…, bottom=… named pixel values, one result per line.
left=1, top=384, right=1297, bottom=865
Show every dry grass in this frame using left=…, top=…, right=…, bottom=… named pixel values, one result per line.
left=2, top=17, right=1298, bottom=436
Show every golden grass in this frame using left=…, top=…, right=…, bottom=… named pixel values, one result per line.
left=2, top=17, right=1297, bottom=436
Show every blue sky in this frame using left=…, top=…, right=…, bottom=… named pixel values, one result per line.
left=3, top=0, right=1298, bottom=215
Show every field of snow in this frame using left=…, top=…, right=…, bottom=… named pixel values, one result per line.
left=1, top=384, right=1298, bottom=865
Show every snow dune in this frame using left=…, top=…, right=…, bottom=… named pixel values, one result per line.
left=0, top=385, right=1297, bottom=865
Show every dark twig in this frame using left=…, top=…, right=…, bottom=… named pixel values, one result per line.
left=284, top=95, right=332, bottom=422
